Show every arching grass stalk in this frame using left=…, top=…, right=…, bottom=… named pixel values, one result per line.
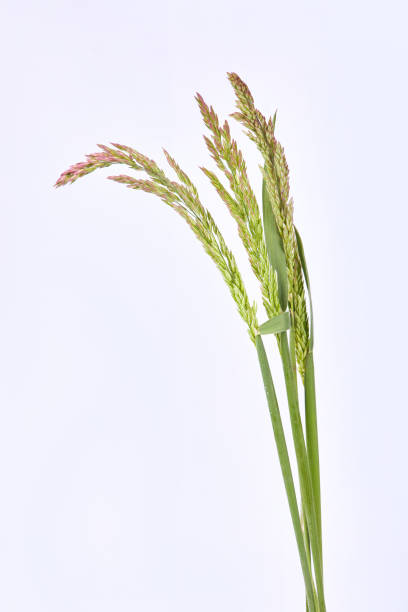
left=55, top=73, right=326, bottom=610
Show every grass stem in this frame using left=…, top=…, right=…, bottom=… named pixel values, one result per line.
left=255, top=335, right=318, bottom=612
left=304, top=351, right=322, bottom=564
left=279, top=333, right=326, bottom=611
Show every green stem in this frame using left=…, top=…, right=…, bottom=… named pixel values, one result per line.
left=291, top=329, right=311, bottom=612
left=302, top=507, right=311, bottom=612
left=279, top=333, right=326, bottom=611
left=304, top=351, right=322, bottom=563
left=255, top=336, right=317, bottom=612
left=290, top=328, right=298, bottom=396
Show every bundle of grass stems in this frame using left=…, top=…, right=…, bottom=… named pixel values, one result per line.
left=56, top=73, right=326, bottom=611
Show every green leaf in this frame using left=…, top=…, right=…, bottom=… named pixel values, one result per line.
left=262, top=178, right=288, bottom=310
left=295, top=227, right=314, bottom=350
left=259, top=311, right=291, bottom=335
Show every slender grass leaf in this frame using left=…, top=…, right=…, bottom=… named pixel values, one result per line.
left=262, top=177, right=288, bottom=310
left=259, top=311, right=291, bottom=335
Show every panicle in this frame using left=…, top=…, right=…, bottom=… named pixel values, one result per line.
left=54, top=74, right=309, bottom=350
left=54, top=143, right=143, bottom=187
left=55, top=140, right=258, bottom=341
left=228, top=72, right=310, bottom=374
left=196, top=90, right=281, bottom=319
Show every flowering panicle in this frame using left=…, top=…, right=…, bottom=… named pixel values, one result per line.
left=55, top=142, right=258, bottom=341
left=54, top=144, right=143, bottom=187
left=54, top=75, right=309, bottom=362
left=228, top=72, right=309, bottom=376
left=196, top=93, right=280, bottom=320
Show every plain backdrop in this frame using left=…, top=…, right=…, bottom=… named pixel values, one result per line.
left=1, top=1, right=407, bottom=610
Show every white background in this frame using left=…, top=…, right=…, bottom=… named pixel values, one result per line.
left=1, top=1, right=407, bottom=610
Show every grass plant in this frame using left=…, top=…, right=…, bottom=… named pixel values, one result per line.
left=55, top=73, right=326, bottom=611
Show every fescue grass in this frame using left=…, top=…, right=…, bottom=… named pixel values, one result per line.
left=55, top=73, right=326, bottom=611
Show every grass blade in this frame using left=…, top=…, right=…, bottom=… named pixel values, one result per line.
left=262, top=178, right=288, bottom=310
left=258, top=312, right=291, bottom=335
left=295, top=228, right=322, bottom=565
